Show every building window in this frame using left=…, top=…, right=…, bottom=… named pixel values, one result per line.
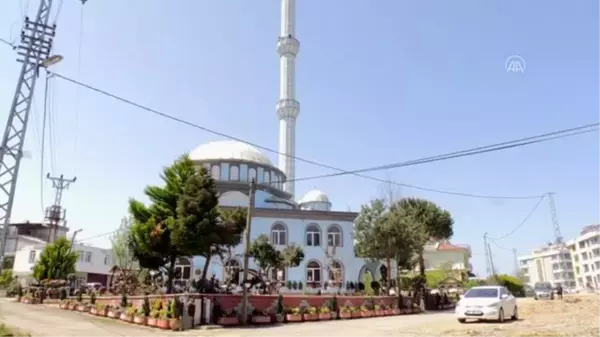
left=306, top=260, right=322, bottom=285
left=270, top=223, right=287, bottom=246
left=263, top=171, right=270, bottom=184
left=78, top=251, right=84, bottom=262
left=224, top=259, right=241, bottom=285
left=104, top=256, right=111, bottom=265
left=305, top=224, right=321, bottom=247
left=84, top=252, right=92, bottom=263
left=28, top=250, right=36, bottom=263
left=327, top=225, right=343, bottom=247
left=230, top=166, right=239, bottom=181
left=551, top=255, right=557, bottom=260
left=211, top=165, right=220, bottom=180
left=582, top=252, right=588, bottom=260
left=248, top=168, right=257, bottom=182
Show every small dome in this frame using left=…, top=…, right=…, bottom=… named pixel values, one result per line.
left=298, top=189, right=330, bottom=204
left=189, top=140, right=272, bottom=166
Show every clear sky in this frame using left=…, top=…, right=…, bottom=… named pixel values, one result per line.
left=0, top=0, right=598, bottom=277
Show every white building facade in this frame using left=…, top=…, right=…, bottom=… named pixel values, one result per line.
left=568, top=224, right=600, bottom=289
left=13, top=242, right=114, bottom=288
left=518, top=244, right=576, bottom=288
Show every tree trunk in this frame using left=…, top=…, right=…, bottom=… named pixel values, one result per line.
left=201, top=254, right=212, bottom=283
left=166, top=255, right=177, bottom=294
left=418, top=252, right=426, bottom=308
left=386, top=256, right=391, bottom=294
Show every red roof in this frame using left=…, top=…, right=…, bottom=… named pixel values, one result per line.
left=437, top=242, right=471, bottom=256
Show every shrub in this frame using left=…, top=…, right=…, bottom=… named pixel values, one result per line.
left=0, top=269, right=13, bottom=288
left=298, top=282, right=303, bottom=290
left=76, top=291, right=83, bottom=303
left=494, top=274, right=525, bottom=297
left=370, top=281, right=381, bottom=295
left=330, top=295, right=338, bottom=313
left=142, top=296, right=151, bottom=316
left=59, top=288, right=67, bottom=301
left=292, top=281, right=298, bottom=290
left=120, top=294, right=128, bottom=308
left=285, top=281, right=292, bottom=289
left=275, top=295, right=284, bottom=315
left=90, top=292, right=96, bottom=304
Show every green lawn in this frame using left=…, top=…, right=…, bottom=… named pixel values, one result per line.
left=0, top=323, right=29, bottom=337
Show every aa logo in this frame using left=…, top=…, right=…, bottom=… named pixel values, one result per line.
left=505, top=55, right=526, bottom=73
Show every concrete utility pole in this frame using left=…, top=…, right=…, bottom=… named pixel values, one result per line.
left=68, top=228, right=82, bottom=254
left=488, top=243, right=497, bottom=278
left=240, top=178, right=256, bottom=325
left=45, top=174, right=76, bottom=242
left=484, top=232, right=491, bottom=277
left=0, top=0, right=58, bottom=268
left=512, top=248, right=519, bottom=276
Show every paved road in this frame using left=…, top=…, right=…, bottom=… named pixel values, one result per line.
left=0, top=298, right=457, bottom=336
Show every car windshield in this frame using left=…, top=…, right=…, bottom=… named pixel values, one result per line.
left=464, top=288, right=498, bottom=298
left=534, top=282, right=551, bottom=291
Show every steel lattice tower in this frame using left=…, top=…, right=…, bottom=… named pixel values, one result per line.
left=0, top=0, right=56, bottom=266
left=548, top=192, right=569, bottom=286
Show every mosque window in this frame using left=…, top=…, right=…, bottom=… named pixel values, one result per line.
left=263, top=171, right=270, bottom=184
left=240, top=164, right=248, bottom=181
left=327, top=225, right=343, bottom=247
left=306, top=260, right=322, bottom=286
left=329, top=260, right=344, bottom=285
left=305, top=223, right=321, bottom=247
left=224, top=259, right=241, bottom=285
left=230, top=165, right=239, bottom=181
left=257, top=167, right=264, bottom=183
left=271, top=223, right=287, bottom=246
left=248, top=168, right=257, bottom=182
left=211, top=165, right=220, bottom=180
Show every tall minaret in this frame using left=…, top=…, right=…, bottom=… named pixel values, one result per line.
left=277, top=0, right=300, bottom=198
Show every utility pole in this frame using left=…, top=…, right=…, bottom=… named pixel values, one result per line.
left=0, top=0, right=58, bottom=269
left=547, top=192, right=568, bottom=286
left=484, top=233, right=491, bottom=277
left=488, top=243, right=497, bottom=279
left=68, top=228, right=82, bottom=254
left=240, top=178, right=256, bottom=325
left=45, top=174, right=76, bottom=242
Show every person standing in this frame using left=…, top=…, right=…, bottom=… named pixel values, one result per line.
left=556, top=284, right=563, bottom=300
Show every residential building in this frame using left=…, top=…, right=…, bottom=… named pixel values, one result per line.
left=12, top=242, right=114, bottom=288
left=518, top=243, right=576, bottom=287
left=423, top=241, right=474, bottom=280
left=568, top=224, right=600, bottom=289
left=1, top=221, right=68, bottom=262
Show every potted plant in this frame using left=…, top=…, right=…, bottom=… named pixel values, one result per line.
left=285, top=307, right=303, bottom=322
left=169, top=299, right=182, bottom=331
left=339, top=305, right=353, bottom=319
left=59, top=299, right=70, bottom=310
left=147, top=309, right=160, bottom=327
left=251, top=309, right=271, bottom=324
left=156, top=308, right=170, bottom=329
left=217, top=309, right=239, bottom=326
left=360, top=306, right=373, bottom=318
left=351, top=306, right=361, bottom=319
left=90, top=292, right=97, bottom=306
left=330, top=295, right=339, bottom=319
left=90, top=304, right=98, bottom=315
left=374, top=304, right=384, bottom=316
left=318, top=306, right=331, bottom=320
left=120, top=306, right=135, bottom=323
left=302, top=306, right=317, bottom=321
left=274, top=295, right=285, bottom=323
left=133, top=307, right=147, bottom=325
left=107, top=305, right=121, bottom=319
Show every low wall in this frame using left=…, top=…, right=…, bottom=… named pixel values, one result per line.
left=79, top=293, right=415, bottom=311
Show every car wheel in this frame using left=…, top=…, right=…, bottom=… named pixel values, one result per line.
left=534, top=297, right=538, bottom=300
left=458, top=318, right=466, bottom=324
left=511, top=306, right=518, bottom=320
left=497, top=308, right=505, bottom=323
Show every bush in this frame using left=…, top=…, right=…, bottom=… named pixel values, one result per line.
left=120, top=294, right=128, bottom=308
left=143, top=296, right=151, bottom=316
left=370, top=281, right=381, bottom=295
left=298, top=282, right=303, bottom=290
left=276, top=295, right=284, bottom=314
left=292, top=281, right=298, bottom=290
left=0, top=269, right=13, bottom=288
left=285, top=281, right=292, bottom=289
left=59, top=288, right=67, bottom=301
left=90, top=292, right=96, bottom=304
left=494, top=274, right=525, bottom=297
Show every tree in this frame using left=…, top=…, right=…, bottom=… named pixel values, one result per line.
left=32, top=237, right=78, bottom=281
left=395, top=197, right=454, bottom=297
left=128, top=155, right=246, bottom=293
left=354, top=199, right=420, bottom=289
left=281, top=243, right=304, bottom=269
left=111, top=216, right=136, bottom=271
left=249, top=234, right=283, bottom=278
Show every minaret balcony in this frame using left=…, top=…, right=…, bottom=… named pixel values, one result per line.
left=276, top=98, right=300, bottom=119
left=277, top=36, right=300, bottom=57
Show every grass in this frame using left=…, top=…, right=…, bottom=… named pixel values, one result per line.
left=0, top=323, right=29, bottom=337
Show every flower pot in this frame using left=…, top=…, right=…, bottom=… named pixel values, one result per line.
left=15, top=298, right=21, bottom=303
left=374, top=310, right=384, bottom=316
left=285, top=314, right=302, bottom=322
left=392, top=308, right=401, bottom=315
left=303, top=313, right=318, bottom=321
left=107, top=310, right=121, bottom=319
left=360, top=311, right=373, bottom=318
left=251, top=315, right=271, bottom=324
left=156, top=318, right=170, bottom=329
left=339, top=312, right=352, bottom=319
left=351, top=312, right=361, bottom=319
left=79, top=305, right=89, bottom=312
left=384, top=309, right=394, bottom=316
left=90, top=308, right=98, bottom=315
left=99, top=309, right=108, bottom=317
left=318, top=313, right=331, bottom=320
left=147, top=317, right=158, bottom=327
left=133, top=316, right=147, bottom=325
left=71, top=304, right=79, bottom=311
left=170, top=318, right=181, bottom=331
left=275, top=314, right=285, bottom=323
left=120, top=313, right=133, bottom=323
left=217, top=316, right=240, bottom=326
left=331, top=312, right=338, bottom=319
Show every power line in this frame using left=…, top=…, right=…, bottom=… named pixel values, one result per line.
left=488, top=195, right=546, bottom=241
left=49, top=72, right=598, bottom=200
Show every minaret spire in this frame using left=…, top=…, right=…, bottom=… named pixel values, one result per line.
left=277, top=0, right=300, bottom=198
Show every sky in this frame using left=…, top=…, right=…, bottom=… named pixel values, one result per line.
left=0, top=0, right=598, bottom=277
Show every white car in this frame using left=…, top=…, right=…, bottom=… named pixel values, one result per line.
left=455, top=286, right=518, bottom=323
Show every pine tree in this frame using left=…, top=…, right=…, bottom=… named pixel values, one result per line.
left=32, top=237, right=78, bottom=281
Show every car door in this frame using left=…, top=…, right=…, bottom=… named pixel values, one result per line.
left=503, top=287, right=516, bottom=315
left=499, top=287, right=511, bottom=314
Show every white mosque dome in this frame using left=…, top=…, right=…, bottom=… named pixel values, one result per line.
left=298, top=189, right=330, bottom=204
left=189, top=140, right=273, bottom=166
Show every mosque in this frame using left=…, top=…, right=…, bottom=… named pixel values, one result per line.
left=173, top=0, right=471, bottom=290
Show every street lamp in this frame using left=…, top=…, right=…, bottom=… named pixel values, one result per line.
left=42, top=54, right=63, bottom=68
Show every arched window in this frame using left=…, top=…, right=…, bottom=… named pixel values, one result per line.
left=224, top=259, right=241, bottom=285
left=270, top=223, right=287, bottom=246
left=306, top=260, right=322, bottom=286
left=230, top=165, right=239, bottom=181
left=327, top=225, right=343, bottom=247
left=329, top=260, right=344, bottom=285
left=174, top=257, right=192, bottom=287
left=211, top=165, right=220, bottom=180
left=305, top=223, right=321, bottom=247
left=264, top=171, right=270, bottom=184
left=248, top=168, right=257, bottom=182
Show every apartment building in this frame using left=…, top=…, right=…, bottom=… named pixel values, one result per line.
left=518, top=243, right=576, bottom=288
left=567, top=224, right=600, bottom=289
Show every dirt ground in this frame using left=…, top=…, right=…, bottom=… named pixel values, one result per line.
left=432, top=293, right=600, bottom=337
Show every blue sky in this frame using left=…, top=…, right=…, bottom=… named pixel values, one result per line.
left=0, top=0, right=598, bottom=277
